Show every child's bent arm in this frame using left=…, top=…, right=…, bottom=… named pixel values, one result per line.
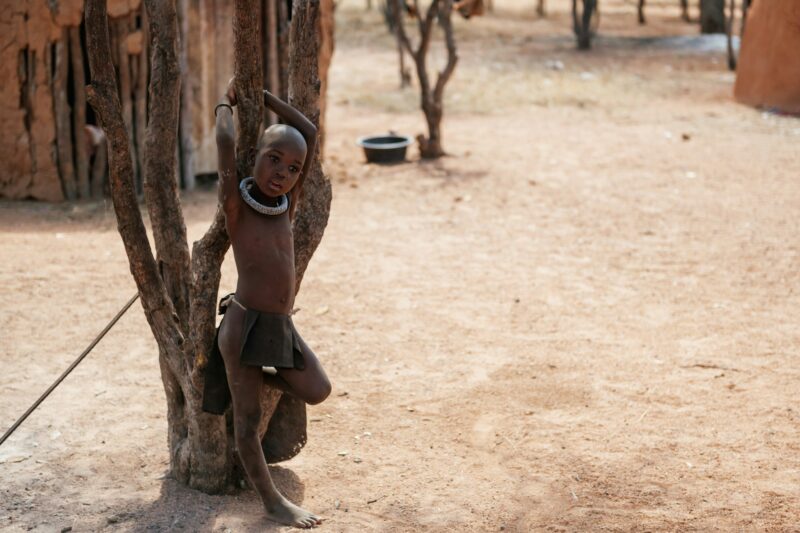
left=263, top=90, right=318, bottom=202
left=216, top=92, right=239, bottom=218
left=263, top=90, right=318, bottom=146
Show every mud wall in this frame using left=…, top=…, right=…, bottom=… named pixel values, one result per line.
left=734, top=0, right=800, bottom=114
left=0, top=0, right=144, bottom=201
left=1, top=0, right=333, bottom=201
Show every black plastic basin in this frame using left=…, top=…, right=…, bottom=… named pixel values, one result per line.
left=356, top=135, right=413, bottom=164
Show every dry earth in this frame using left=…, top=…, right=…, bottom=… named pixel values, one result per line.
left=2, top=0, right=800, bottom=531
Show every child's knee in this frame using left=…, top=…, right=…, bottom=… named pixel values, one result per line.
left=234, top=410, right=262, bottom=442
left=305, top=379, right=331, bottom=405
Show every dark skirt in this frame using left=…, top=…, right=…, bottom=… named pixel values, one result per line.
left=202, top=294, right=305, bottom=415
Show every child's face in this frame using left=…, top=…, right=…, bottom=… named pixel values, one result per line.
left=253, top=138, right=306, bottom=197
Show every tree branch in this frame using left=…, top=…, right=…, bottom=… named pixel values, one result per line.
left=189, top=206, right=230, bottom=389
left=288, top=0, right=333, bottom=292
left=85, top=0, right=188, bottom=386
left=391, top=0, right=416, bottom=56
left=142, top=0, right=193, bottom=339
left=433, top=0, right=458, bottom=103
left=234, top=0, right=265, bottom=179
left=418, top=0, right=440, bottom=58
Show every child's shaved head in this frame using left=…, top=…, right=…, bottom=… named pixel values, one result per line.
left=258, top=124, right=308, bottom=159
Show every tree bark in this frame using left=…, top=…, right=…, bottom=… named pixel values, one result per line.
left=234, top=0, right=265, bottom=179
left=278, top=0, right=291, bottom=101
left=392, top=0, right=458, bottom=159
left=53, top=31, right=78, bottom=201
left=85, top=0, right=186, bottom=381
left=143, top=0, right=192, bottom=334
left=87, top=0, right=329, bottom=495
left=87, top=0, right=231, bottom=494
left=700, top=0, right=726, bottom=33
left=69, top=26, right=91, bottom=200
left=288, top=0, right=333, bottom=288
left=266, top=0, right=282, bottom=125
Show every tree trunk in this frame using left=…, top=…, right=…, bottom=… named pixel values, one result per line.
left=289, top=0, right=333, bottom=289
left=265, top=0, right=282, bottom=125
left=278, top=0, right=291, bottom=101
left=87, top=0, right=330, bottom=495
left=700, top=0, right=726, bottom=33
left=392, top=0, right=458, bottom=159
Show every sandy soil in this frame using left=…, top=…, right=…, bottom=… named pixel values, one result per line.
left=2, top=0, right=800, bottom=531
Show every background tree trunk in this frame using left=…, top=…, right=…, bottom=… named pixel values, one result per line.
left=392, top=0, right=459, bottom=159
left=700, top=0, right=726, bottom=33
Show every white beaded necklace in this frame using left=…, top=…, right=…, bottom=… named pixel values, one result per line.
left=239, top=177, right=288, bottom=216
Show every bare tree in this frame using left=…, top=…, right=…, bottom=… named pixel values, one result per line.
left=572, top=0, right=597, bottom=50
left=392, top=0, right=459, bottom=158
left=85, top=0, right=332, bottom=493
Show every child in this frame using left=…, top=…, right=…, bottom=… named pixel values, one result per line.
left=207, top=80, right=331, bottom=529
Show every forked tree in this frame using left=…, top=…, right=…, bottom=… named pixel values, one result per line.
left=84, top=0, right=331, bottom=493
left=391, top=0, right=459, bottom=158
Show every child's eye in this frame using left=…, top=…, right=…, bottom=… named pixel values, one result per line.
left=289, top=166, right=299, bottom=173
left=269, top=155, right=278, bottom=163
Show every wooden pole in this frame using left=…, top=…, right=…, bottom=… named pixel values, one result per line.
left=53, top=29, right=78, bottom=201
left=177, top=0, right=195, bottom=190
left=69, top=26, right=90, bottom=199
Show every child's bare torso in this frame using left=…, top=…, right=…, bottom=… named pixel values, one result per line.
left=229, top=205, right=295, bottom=314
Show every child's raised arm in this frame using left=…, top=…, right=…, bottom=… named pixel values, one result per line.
left=216, top=81, right=239, bottom=219
left=263, top=90, right=318, bottom=183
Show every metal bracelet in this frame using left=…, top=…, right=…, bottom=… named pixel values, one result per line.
left=214, top=103, right=234, bottom=117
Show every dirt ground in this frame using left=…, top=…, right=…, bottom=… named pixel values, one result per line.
left=2, top=0, right=800, bottom=531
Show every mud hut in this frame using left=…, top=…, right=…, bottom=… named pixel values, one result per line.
left=0, top=0, right=333, bottom=202
left=733, top=0, right=800, bottom=114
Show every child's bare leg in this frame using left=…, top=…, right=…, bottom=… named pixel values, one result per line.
left=264, top=336, right=331, bottom=405
left=219, top=312, right=322, bottom=528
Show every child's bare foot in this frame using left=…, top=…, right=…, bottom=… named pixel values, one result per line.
left=265, top=495, right=322, bottom=529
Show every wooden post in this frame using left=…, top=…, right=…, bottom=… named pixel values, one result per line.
left=178, top=0, right=195, bottom=190
left=53, top=29, right=78, bottom=201
left=69, top=26, right=90, bottom=199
